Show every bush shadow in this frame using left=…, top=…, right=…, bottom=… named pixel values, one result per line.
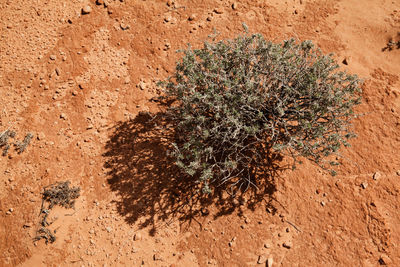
left=103, top=111, right=284, bottom=234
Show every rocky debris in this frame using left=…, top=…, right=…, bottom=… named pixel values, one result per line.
left=232, top=3, right=238, bottom=10
left=60, top=113, right=67, bottom=120
left=361, top=182, right=368, bottom=189
left=342, top=57, right=350, bottom=65
left=396, top=170, right=400, bottom=176
left=264, top=242, right=271, bottom=248
left=49, top=54, right=56, bottom=60
left=320, top=201, right=326, bottom=207
left=96, top=0, right=104, bottom=5
left=82, top=5, right=92, bottom=15
left=373, top=172, right=381, bottom=180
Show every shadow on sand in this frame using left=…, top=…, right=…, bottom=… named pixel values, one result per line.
left=103, top=111, right=283, bottom=235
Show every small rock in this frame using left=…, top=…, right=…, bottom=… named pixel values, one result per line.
left=267, top=257, right=273, bottom=267
left=153, top=253, right=162, bottom=261
left=396, top=170, right=400, bottom=176
left=373, top=172, right=381, bottom=180
left=188, top=14, right=196, bottom=21
left=361, top=182, right=368, bottom=189
left=90, top=239, right=95, bottom=245
left=379, top=254, right=392, bottom=265
left=320, top=201, right=326, bottom=206
left=105, top=227, right=112, bottom=233
left=214, top=8, right=224, bottom=14
left=315, top=27, right=321, bottom=32
left=96, top=0, right=104, bottom=5
left=55, top=67, right=61, bottom=76
left=206, top=16, right=212, bottom=21
left=49, top=55, right=56, bottom=60
left=232, top=3, right=238, bottom=10
left=138, top=81, right=146, bottom=90
left=82, top=5, right=92, bottom=14
left=60, top=113, right=67, bottom=120
left=89, top=229, right=95, bottom=234
left=245, top=218, right=250, bottom=224
left=120, top=23, right=130, bottom=30
left=282, top=241, right=292, bottom=249
left=342, top=57, right=350, bottom=65
left=257, top=255, right=267, bottom=264
left=264, top=242, right=271, bottom=248
left=133, top=233, right=142, bottom=241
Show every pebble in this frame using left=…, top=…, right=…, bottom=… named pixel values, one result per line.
left=60, top=113, right=67, bottom=120
left=373, top=172, right=381, bottom=180
left=96, top=0, right=104, bottom=5
left=396, top=170, right=400, bottom=176
left=82, top=5, right=92, bottom=14
left=232, top=3, right=238, bottom=9
left=320, top=201, right=326, bottom=206
left=361, top=182, right=368, bottom=189
left=105, top=227, right=112, bottom=233
left=342, top=57, right=350, bottom=65
left=49, top=55, right=56, bottom=60
left=264, top=242, right=271, bottom=248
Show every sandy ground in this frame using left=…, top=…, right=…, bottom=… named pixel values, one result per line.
left=1, top=0, right=400, bottom=266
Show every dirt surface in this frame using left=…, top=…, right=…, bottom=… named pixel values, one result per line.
left=1, top=0, right=400, bottom=266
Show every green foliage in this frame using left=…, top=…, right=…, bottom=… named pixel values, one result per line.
left=159, top=31, right=361, bottom=192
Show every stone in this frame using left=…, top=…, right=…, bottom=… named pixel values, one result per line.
left=105, top=227, right=112, bottom=233
left=342, top=57, right=350, bottom=65
left=214, top=8, right=224, bottom=14
left=96, top=0, right=104, bottom=5
left=82, top=5, right=92, bottom=14
left=138, top=81, right=146, bottom=90
left=60, top=113, right=67, bottom=120
left=232, top=3, right=238, bottom=10
left=188, top=14, right=196, bottom=21
left=133, top=233, right=142, bottom=241
left=320, top=201, right=326, bottom=206
left=396, top=170, right=400, bottom=176
left=153, top=253, right=162, bottom=261
left=267, top=257, right=273, bottom=267
left=120, top=23, right=130, bottom=30
left=257, top=255, right=267, bottom=264
left=264, top=242, right=271, bottom=248
left=49, top=55, right=56, bottom=60
left=378, top=254, right=392, bottom=265
left=373, top=172, right=381, bottom=180
left=361, top=182, right=368, bottom=189
left=282, top=241, right=292, bottom=249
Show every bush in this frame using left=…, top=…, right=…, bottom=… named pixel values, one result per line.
left=159, top=30, right=361, bottom=193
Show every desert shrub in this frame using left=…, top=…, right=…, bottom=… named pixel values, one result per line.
left=158, top=30, right=361, bottom=193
